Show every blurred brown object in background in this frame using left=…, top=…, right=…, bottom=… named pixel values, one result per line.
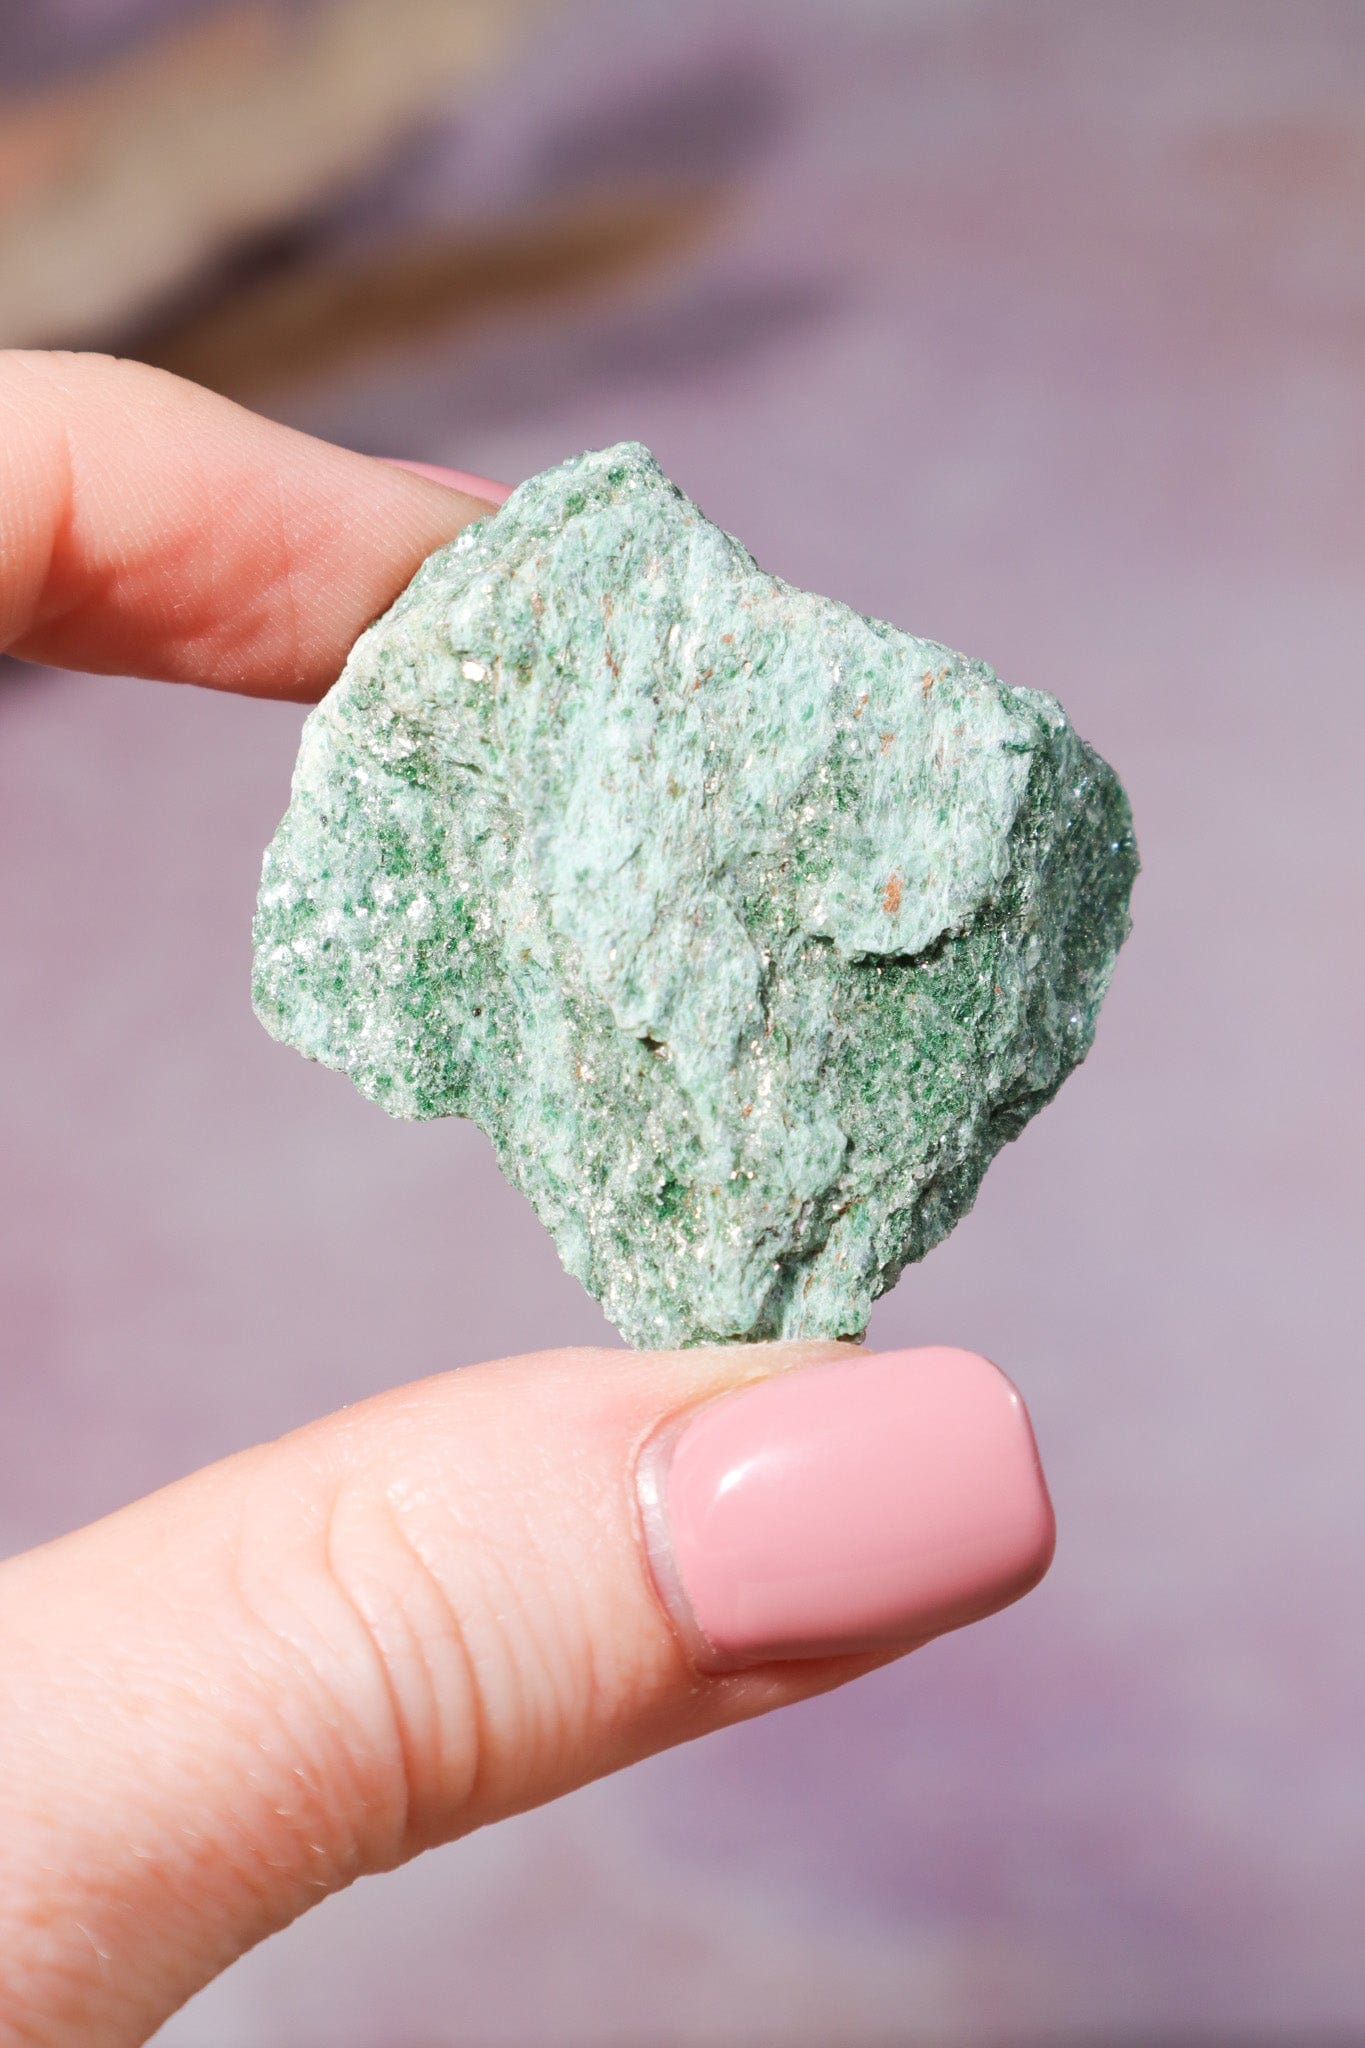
left=0, top=0, right=546, bottom=351
left=138, top=189, right=723, bottom=403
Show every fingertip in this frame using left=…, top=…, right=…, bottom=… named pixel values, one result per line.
left=0, top=352, right=507, bottom=694
left=637, top=1344, right=1056, bottom=1671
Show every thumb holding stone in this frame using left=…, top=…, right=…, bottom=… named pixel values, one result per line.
left=0, top=1341, right=1051, bottom=2043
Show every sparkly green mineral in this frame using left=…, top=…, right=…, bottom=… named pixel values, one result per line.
left=253, top=442, right=1136, bottom=1346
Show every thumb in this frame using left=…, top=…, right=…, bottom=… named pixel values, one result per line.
left=0, top=1340, right=1053, bottom=2044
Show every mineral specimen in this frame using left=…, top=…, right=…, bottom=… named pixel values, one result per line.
left=253, top=442, right=1136, bottom=1346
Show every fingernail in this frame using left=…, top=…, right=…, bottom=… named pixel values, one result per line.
left=382, top=458, right=515, bottom=505
left=637, top=1347, right=1055, bottom=1671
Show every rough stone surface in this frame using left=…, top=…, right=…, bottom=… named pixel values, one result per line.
left=252, top=442, right=1137, bottom=1346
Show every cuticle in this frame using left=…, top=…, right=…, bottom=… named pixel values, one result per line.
left=632, top=1409, right=730, bottom=1676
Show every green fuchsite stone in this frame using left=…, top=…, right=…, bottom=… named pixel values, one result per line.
left=253, top=443, right=1137, bottom=1346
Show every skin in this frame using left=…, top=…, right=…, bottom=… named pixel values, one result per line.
left=0, top=352, right=1050, bottom=2047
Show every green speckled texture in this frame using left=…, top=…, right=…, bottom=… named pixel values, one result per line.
left=253, top=443, right=1137, bottom=1345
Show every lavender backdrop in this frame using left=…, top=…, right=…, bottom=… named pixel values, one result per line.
left=1, top=3, right=1362, bottom=2041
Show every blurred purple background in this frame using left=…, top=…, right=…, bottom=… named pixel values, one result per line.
left=2, top=2, right=1363, bottom=2042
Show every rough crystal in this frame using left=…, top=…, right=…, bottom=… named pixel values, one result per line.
left=252, top=443, right=1137, bottom=1346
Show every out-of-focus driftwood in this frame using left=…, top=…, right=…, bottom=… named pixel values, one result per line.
left=0, top=0, right=544, bottom=349
left=137, top=190, right=722, bottom=401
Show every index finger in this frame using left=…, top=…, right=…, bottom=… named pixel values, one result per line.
left=0, top=350, right=501, bottom=699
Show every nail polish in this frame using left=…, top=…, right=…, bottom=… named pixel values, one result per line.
left=638, top=1346, right=1055, bottom=1671
left=383, top=459, right=514, bottom=505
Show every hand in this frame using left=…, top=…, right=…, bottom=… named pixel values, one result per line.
left=0, top=352, right=1055, bottom=2046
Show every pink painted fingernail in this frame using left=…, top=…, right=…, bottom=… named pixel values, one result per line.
left=638, top=1347, right=1055, bottom=1671
left=383, top=459, right=515, bottom=505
